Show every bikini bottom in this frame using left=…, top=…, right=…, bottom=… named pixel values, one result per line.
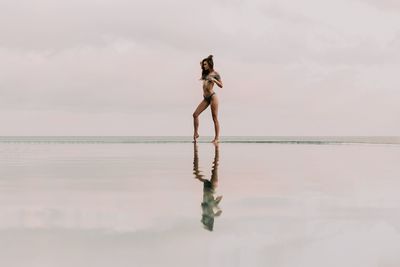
left=203, top=92, right=216, bottom=104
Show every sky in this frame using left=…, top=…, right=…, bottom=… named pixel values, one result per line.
left=1, top=0, right=399, bottom=136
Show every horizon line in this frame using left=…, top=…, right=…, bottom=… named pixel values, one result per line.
left=0, top=136, right=399, bottom=145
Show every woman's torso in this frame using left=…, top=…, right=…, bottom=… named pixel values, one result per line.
left=202, top=72, right=217, bottom=96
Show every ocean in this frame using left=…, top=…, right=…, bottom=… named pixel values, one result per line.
left=0, top=135, right=399, bottom=144
left=0, top=136, right=399, bottom=266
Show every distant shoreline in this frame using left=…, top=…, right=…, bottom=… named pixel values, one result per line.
left=0, top=136, right=399, bottom=145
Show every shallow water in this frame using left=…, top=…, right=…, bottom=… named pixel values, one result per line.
left=0, top=142, right=399, bottom=267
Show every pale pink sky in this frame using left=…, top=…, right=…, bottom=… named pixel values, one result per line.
left=0, top=0, right=399, bottom=135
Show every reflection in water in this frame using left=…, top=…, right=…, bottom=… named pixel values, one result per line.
left=193, top=143, right=222, bottom=231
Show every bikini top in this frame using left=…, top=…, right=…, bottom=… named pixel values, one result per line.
left=207, top=72, right=221, bottom=81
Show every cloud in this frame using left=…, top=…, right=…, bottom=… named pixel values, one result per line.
left=356, top=0, right=400, bottom=12
left=0, top=0, right=399, bottom=134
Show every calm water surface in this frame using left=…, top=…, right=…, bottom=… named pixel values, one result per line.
left=0, top=141, right=399, bottom=267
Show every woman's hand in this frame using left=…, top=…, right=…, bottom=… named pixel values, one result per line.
left=210, top=75, right=223, bottom=88
left=207, top=77, right=215, bottom=82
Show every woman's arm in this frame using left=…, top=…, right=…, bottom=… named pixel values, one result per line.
left=212, top=78, right=223, bottom=88
left=210, top=73, right=223, bottom=88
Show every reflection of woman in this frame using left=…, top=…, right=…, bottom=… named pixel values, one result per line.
left=193, top=142, right=222, bottom=231
left=192, top=55, right=223, bottom=143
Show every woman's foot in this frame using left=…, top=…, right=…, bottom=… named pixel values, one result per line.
left=211, top=138, right=219, bottom=143
left=193, top=133, right=199, bottom=142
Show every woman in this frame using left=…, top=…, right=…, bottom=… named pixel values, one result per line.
left=192, top=55, right=224, bottom=143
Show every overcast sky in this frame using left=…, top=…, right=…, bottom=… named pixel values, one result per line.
left=1, top=0, right=399, bottom=136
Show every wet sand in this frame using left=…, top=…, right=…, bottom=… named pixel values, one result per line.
left=0, top=142, right=399, bottom=267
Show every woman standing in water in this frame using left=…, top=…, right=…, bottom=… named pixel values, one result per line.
left=193, top=55, right=223, bottom=143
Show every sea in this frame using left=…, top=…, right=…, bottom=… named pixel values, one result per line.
left=0, top=136, right=399, bottom=267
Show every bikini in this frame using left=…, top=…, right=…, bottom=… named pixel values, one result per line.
left=203, top=92, right=216, bottom=104
left=203, top=72, right=219, bottom=104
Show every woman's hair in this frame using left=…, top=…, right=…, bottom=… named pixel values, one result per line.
left=201, top=55, right=214, bottom=80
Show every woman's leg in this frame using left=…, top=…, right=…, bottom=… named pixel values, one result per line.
left=210, top=95, right=220, bottom=143
left=193, top=99, right=210, bottom=142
